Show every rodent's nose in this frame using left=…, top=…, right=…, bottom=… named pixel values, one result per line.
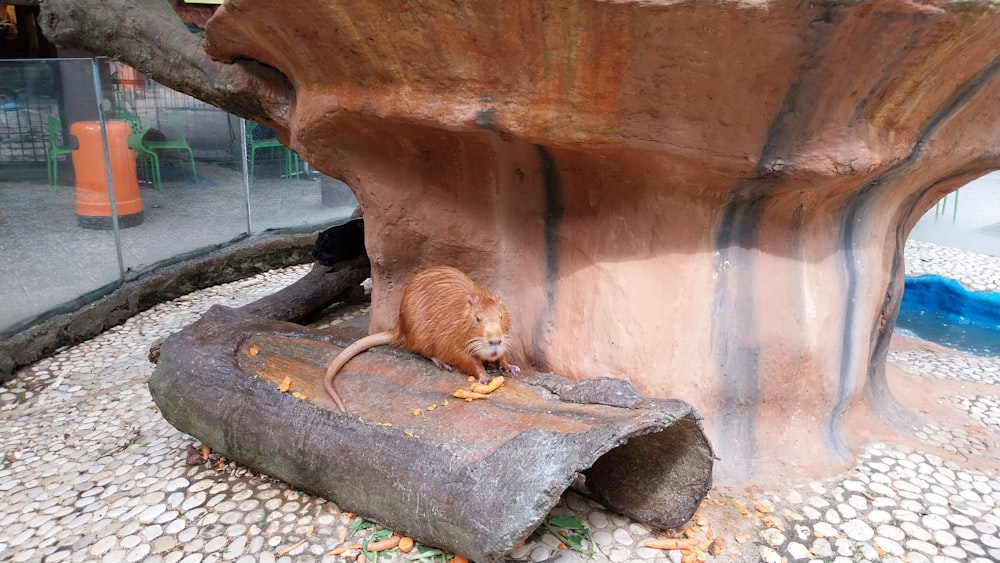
left=488, top=338, right=503, bottom=347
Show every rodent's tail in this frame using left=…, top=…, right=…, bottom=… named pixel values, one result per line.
left=323, top=331, right=397, bottom=412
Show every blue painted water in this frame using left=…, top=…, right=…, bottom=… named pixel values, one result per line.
left=896, top=274, right=1000, bottom=357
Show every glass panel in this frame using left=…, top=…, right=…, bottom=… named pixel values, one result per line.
left=0, top=57, right=360, bottom=339
left=243, top=118, right=358, bottom=232
left=103, top=60, right=250, bottom=275
left=0, top=58, right=119, bottom=336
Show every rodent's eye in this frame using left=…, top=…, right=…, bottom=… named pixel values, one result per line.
left=475, top=315, right=482, bottom=323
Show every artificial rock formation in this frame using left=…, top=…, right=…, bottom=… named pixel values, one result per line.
left=40, top=0, right=1000, bottom=482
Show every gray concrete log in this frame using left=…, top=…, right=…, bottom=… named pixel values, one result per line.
left=148, top=305, right=713, bottom=562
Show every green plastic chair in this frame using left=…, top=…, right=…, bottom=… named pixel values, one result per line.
left=245, top=120, right=299, bottom=184
left=145, top=111, right=198, bottom=186
left=46, top=115, right=73, bottom=191
left=935, top=189, right=960, bottom=222
left=118, top=112, right=163, bottom=192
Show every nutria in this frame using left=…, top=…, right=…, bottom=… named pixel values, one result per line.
left=323, top=266, right=520, bottom=412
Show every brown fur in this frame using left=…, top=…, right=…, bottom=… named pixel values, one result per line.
left=323, top=266, right=519, bottom=412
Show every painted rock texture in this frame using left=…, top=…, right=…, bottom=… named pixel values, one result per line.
left=198, top=1, right=1000, bottom=482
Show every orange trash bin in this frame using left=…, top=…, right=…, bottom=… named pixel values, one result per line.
left=70, top=120, right=144, bottom=229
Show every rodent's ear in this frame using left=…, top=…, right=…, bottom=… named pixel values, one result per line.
left=467, top=293, right=489, bottom=311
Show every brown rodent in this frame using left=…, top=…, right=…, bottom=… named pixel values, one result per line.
left=323, top=265, right=520, bottom=412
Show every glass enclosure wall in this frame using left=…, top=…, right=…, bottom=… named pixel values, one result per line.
left=0, top=58, right=357, bottom=337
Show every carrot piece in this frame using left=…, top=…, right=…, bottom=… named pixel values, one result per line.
left=453, top=389, right=490, bottom=400
left=329, top=543, right=362, bottom=555
left=398, top=537, right=414, bottom=553
left=366, top=535, right=401, bottom=552
left=471, top=376, right=505, bottom=395
left=644, top=538, right=698, bottom=551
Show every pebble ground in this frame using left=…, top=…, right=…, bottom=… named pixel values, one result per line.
left=2, top=239, right=999, bottom=563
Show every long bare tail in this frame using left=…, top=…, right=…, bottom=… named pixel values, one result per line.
left=324, top=331, right=397, bottom=412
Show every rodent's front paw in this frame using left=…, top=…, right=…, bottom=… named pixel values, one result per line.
left=431, top=358, right=454, bottom=371
left=503, top=363, right=521, bottom=374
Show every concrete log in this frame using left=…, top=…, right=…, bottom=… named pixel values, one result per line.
left=148, top=306, right=713, bottom=562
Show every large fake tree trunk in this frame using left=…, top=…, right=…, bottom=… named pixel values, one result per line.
left=40, top=0, right=1000, bottom=483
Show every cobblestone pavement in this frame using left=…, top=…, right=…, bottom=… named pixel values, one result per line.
left=905, top=239, right=1000, bottom=292
left=2, top=240, right=999, bottom=563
